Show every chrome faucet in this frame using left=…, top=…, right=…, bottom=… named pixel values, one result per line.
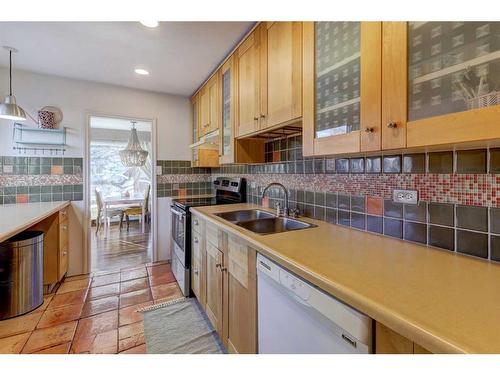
left=261, top=182, right=289, bottom=217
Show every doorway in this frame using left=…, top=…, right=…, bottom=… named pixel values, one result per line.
left=86, top=115, right=155, bottom=272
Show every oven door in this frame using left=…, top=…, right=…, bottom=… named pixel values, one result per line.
left=171, top=206, right=186, bottom=262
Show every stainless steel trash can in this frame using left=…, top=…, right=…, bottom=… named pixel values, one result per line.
left=0, top=230, right=44, bottom=320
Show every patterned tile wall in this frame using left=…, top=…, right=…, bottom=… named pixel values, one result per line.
left=156, top=160, right=212, bottom=198
left=211, top=136, right=500, bottom=263
left=0, top=156, right=83, bottom=204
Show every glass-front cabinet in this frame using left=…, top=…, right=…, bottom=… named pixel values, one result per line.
left=219, top=56, right=235, bottom=164
left=303, top=22, right=382, bottom=156
left=191, top=93, right=200, bottom=166
left=402, top=22, right=500, bottom=147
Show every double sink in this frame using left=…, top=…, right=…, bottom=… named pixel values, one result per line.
left=214, top=209, right=316, bottom=235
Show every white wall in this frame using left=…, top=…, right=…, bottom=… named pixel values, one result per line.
left=0, top=68, right=192, bottom=160
left=0, top=68, right=193, bottom=275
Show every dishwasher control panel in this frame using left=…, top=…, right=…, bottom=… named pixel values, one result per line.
left=279, top=270, right=311, bottom=301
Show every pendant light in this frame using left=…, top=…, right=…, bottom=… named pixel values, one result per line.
left=119, top=121, right=149, bottom=167
left=0, top=46, right=26, bottom=121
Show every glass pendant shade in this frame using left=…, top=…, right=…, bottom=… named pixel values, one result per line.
left=0, top=47, right=26, bottom=121
left=119, top=123, right=149, bottom=167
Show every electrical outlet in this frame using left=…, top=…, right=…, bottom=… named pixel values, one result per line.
left=156, top=166, right=162, bottom=175
left=393, top=189, right=418, bottom=204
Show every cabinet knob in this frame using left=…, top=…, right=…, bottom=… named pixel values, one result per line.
left=364, top=127, right=374, bottom=133
left=260, top=114, right=266, bottom=119
left=220, top=267, right=227, bottom=272
left=253, top=117, right=259, bottom=121
left=215, top=263, right=222, bottom=268
left=62, top=251, right=67, bottom=256
left=194, top=238, right=198, bottom=244
left=387, top=122, right=398, bottom=129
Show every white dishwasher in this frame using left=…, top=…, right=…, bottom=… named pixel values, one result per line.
left=257, top=253, right=373, bottom=354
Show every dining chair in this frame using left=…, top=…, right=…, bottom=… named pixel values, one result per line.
left=95, top=188, right=125, bottom=234
left=122, top=184, right=151, bottom=231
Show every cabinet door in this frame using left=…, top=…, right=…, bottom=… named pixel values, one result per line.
left=205, top=242, right=223, bottom=334
left=200, top=87, right=210, bottom=136
left=208, top=73, right=220, bottom=133
left=58, top=219, right=69, bottom=279
left=224, top=234, right=257, bottom=354
left=381, top=22, right=408, bottom=150
left=264, top=22, right=302, bottom=129
left=303, top=22, right=382, bottom=156
left=405, top=22, right=500, bottom=147
left=237, top=31, right=260, bottom=136
left=220, top=57, right=236, bottom=164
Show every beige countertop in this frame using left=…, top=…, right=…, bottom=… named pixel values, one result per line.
left=191, top=203, right=500, bottom=354
left=0, top=201, right=70, bottom=243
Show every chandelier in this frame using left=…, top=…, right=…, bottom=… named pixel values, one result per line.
left=119, top=121, right=149, bottom=167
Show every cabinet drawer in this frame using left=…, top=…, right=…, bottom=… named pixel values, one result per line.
left=191, top=256, right=201, bottom=300
left=206, top=221, right=219, bottom=248
left=192, top=231, right=202, bottom=262
left=59, top=242, right=69, bottom=279
left=227, top=234, right=249, bottom=288
left=192, top=214, right=202, bottom=234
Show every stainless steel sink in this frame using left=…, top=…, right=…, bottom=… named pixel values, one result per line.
left=236, top=216, right=316, bottom=235
left=214, top=209, right=275, bottom=223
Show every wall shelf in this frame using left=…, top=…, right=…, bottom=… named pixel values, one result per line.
left=13, top=123, right=67, bottom=146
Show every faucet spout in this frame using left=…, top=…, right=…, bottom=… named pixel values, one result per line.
left=261, top=182, right=289, bottom=216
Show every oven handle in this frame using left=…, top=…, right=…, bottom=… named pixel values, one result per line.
left=170, top=206, right=186, bottom=217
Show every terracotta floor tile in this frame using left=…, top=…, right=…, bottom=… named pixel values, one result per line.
left=64, top=274, right=91, bottom=282
left=120, top=268, right=148, bottom=282
left=118, top=322, right=144, bottom=352
left=87, top=283, right=120, bottom=300
left=49, top=289, right=88, bottom=309
left=147, top=264, right=171, bottom=277
left=0, top=312, right=43, bottom=339
left=75, top=310, right=118, bottom=339
left=0, top=332, right=30, bottom=354
left=37, top=304, right=84, bottom=329
left=120, top=288, right=152, bottom=308
left=32, top=342, right=71, bottom=354
left=120, top=277, right=149, bottom=294
left=119, top=343, right=146, bottom=354
left=22, top=321, right=77, bottom=353
left=148, top=272, right=176, bottom=287
left=29, top=294, right=54, bottom=314
left=92, top=273, right=121, bottom=287
left=56, top=278, right=91, bottom=295
left=119, top=301, right=152, bottom=327
left=151, top=283, right=183, bottom=301
left=71, top=329, right=118, bottom=354
left=81, top=296, right=119, bottom=318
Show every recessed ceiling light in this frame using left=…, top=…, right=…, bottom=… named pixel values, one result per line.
left=140, top=21, right=159, bottom=28
left=134, top=68, right=150, bottom=76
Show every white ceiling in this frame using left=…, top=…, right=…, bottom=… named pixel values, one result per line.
left=0, top=21, right=254, bottom=96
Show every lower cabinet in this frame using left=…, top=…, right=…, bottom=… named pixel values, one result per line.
left=192, top=216, right=258, bottom=353
left=29, top=206, right=69, bottom=288
left=375, top=322, right=432, bottom=354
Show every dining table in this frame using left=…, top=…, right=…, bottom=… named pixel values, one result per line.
left=103, top=193, right=145, bottom=234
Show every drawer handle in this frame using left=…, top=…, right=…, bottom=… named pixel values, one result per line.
left=364, top=127, right=374, bottom=133
left=216, top=263, right=227, bottom=271
left=253, top=117, right=259, bottom=121
left=387, top=122, right=397, bottom=129
left=341, top=334, right=357, bottom=348
left=194, top=269, right=199, bottom=275
left=260, top=114, right=266, bottom=119
left=194, top=238, right=199, bottom=244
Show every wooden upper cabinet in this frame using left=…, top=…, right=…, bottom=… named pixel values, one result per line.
left=303, top=22, right=382, bottom=157
left=381, top=22, right=408, bottom=150
left=199, top=73, right=220, bottom=136
left=383, top=21, right=500, bottom=149
left=237, top=30, right=260, bottom=137
left=219, top=57, right=236, bottom=164
left=263, top=22, right=302, bottom=129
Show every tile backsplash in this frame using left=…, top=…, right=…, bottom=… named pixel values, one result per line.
left=211, top=135, right=500, bottom=263
left=0, top=156, right=83, bottom=204
left=156, top=160, right=212, bottom=198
